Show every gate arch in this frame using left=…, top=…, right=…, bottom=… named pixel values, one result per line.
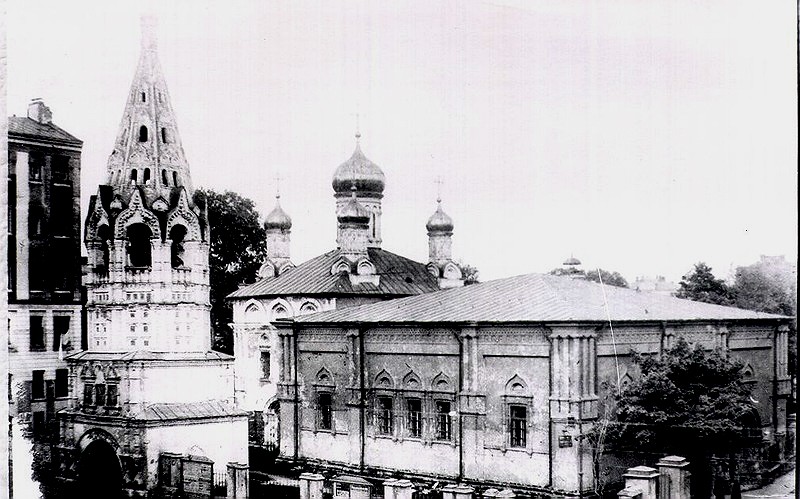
left=76, top=430, right=123, bottom=499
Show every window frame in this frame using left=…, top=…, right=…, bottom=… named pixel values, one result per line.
left=375, top=395, right=394, bottom=436
left=508, top=404, right=527, bottom=448
left=434, top=399, right=453, bottom=442
left=29, top=315, right=45, bottom=351
left=316, top=391, right=334, bottom=432
left=31, top=370, right=45, bottom=400
left=54, top=368, right=68, bottom=398
left=405, top=397, right=423, bottom=439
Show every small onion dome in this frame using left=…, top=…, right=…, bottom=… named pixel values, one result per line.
left=264, top=197, right=292, bottom=230
left=426, top=201, right=454, bottom=232
left=338, top=190, right=370, bottom=224
left=332, top=141, right=385, bottom=195
left=563, top=256, right=582, bottom=266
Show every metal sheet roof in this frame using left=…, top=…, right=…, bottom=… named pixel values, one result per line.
left=137, top=400, right=246, bottom=421
left=8, top=116, right=83, bottom=145
left=228, top=248, right=439, bottom=299
left=296, top=273, right=789, bottom=324
left=64, top=350, right=234, bottom=362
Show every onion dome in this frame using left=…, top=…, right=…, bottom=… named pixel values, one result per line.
left=563, top=255, right=582, bottom=266
left=426, top=199, right=454, bottom=232
left=332, top=134, right=385, bottom=195
left=338, top=187, right=370, bottom=223
left=264, top=195, right=292, bottom=230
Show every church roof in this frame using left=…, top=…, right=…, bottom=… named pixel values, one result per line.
left=228, top=248, right=439, bottom=299
left=64, top=350, right=233, bottom=362
left=294, top=273, right=790, bottom=324
left=8, top=116, right=83, bottom=146
left=136, top=400, right=247, bottom=421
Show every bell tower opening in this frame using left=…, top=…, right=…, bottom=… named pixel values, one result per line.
left=138, top=125, right=148, bottom=142
left=126, top=223, right=152, bottom=268
left=170, top=224, right=187, bottom=268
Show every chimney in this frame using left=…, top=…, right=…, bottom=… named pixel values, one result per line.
left=28, top=99, right=53, bottom=125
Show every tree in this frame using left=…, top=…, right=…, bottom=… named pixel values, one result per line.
left=458, top=261, right=480, bottom=285
left=603, top=338, right=756, bottom=497
left=584, top=268, right=628, bottom=288
left=675, top=262, right=734, bottom=306
left=194, top=189, right=266, bottom=354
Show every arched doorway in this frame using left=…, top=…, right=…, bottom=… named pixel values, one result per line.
left=77, top=439, right=122, bottom=499
left=264, top=399, right=280, bottom=456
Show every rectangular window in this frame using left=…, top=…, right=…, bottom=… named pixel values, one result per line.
left=377, top=396, right=393, bottom=435
left=53, top=316, right=70, bottom=351
left=29, top=315, right=45, bottom=351
left=317, top=392, right=333, bottom=430
left=32, top=411, right=45, bottom=438
left=51, top=155, right=70, bottom=184
left=28, top=153, right=43, bottom=181
left=260, top=351, right=271, bottom=380
left=83, top=383, right=94, bottom=406
left=31, top=370, right=45, bottom=400
left=94, top=384, right=106, bottom=408
left=55, top=369, right=68, bottom=398
left=106, top=384, right=118, bottom=407
left=509, top=405, right=527, bottom=448
left=406, top=398, right=422, bottom=438
left=435, top=400, right=452, bottom=441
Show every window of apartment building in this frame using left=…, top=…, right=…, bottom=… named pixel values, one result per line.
left=376, top=396, right=394, bottom=436
left=29, top=153, right=43, bottom=181
left=51, top=155, right=70, bottom=184
left=32, top=411, right=45, bottom=439
left=31, top=370, right=45, bottom=400
left=260, top=351, right=271, bottom=380
left=55, top=369, right=68, bottom=398
left=50, top=190, right=73, bottom=236
left=28, top=205, right=44, bottom=238
left=435, top=400, right=452, bottom=441
left=29, top=246, right=46, bottom=291
left=53, top=316, right=70, bottom=351
left=29, top=315, right=45, bottom=351
left=317, top=392, right=333, bottom=431
left=509, top=405, right=527, bottom=448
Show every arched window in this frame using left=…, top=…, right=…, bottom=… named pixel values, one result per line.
left=244, top=303, right=261, bottom=322
left=172, top=171, right=178, bottom=186
left=97, top=225, right=111, bottom=271
left=138, top=126, right=148, bottom=142
left=143, top=168, right=151, bottom=184
left=140, top=91, right=146, bottom=102
left=299, top=302, right=318, bottom=315
left=271, top=304, right=289, bottom=320
left=130, top=169, right=138, bottom=184
left=169, top=224, right=187, bottom=268
left=126, top=223, right=152, bottom=268
left=162, top=169, right=169, bottom=186
left=161, top=128, right=168, bottom=143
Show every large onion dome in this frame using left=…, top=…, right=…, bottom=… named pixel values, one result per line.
left=426, top=200, right=454, bottom=232
left=332, top=136, right=385, bottom=195
left=264, top=195, right=292, bottom=230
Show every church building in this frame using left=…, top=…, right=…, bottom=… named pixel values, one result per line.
left=54, top=17, right=247, bottom=497
left=274, top=272, right=793, bottom=497
left=227, top=133, right=464, bottom=452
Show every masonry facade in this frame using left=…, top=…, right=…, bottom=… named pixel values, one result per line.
left=7, top=100, right=84, bottom=439
left=274, top=273, right=793, bottom=497
left=228, top=136, right=464, bottom=453
left=53, top=17, right=247, bottom=497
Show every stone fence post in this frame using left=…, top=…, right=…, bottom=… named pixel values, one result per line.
left=657, top=455, right=691, bottom=499
left=384, top=479, right=414, bottom=499
left=442, top=484, right=474, bottom=499
left=226, top=462, right=249, bottom=499
left=622, top=466, right=658, bottom=499
left=299, top=472, right=325, bottom=499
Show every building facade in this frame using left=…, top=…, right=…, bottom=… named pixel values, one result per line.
left=53, top=17, right=247, bottom=498
left=7, top=100, right=84, bottom=438
left=274, top=273, right=793, bottom=497
left=228, top=136, right=464, bottom=452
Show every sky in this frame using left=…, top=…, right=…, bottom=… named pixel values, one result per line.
left=6, top=1, right=797, bottom=284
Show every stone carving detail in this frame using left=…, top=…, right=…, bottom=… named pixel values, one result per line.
left=114, top=189, right=162, bottom=239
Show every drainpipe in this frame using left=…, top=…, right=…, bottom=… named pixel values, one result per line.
left=293, top=322, right=299, bottom=460
left=359, top=325, right=366, bottom=470
left=453, top=328, right=464, bottom=481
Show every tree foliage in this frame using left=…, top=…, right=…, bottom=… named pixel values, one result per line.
left=194, top=189, right=266, bottom=354
left=603, top=338, right=756, bottom=496
left=732, top=260, right=796, bottom=316
left=583, top=268, right=628, bottom=288
left=675, top=262, right=734, bottom=306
